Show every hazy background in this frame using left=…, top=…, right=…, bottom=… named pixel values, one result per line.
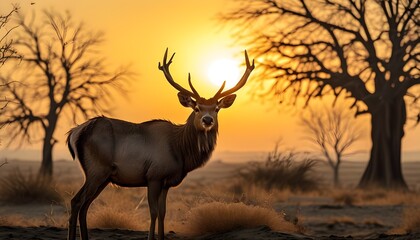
left=0, top=0, right=419, bottom=162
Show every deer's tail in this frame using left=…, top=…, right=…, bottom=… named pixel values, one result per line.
left=66, top=117, right=100, bottom=162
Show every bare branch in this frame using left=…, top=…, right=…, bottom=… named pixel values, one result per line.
left=0, top=5, right=20, bottom=66
left=0, top=9, right=132, bottom=150
left=221, top=0, right=419, bottom=120
left=0, top=159, right=8, bottom=168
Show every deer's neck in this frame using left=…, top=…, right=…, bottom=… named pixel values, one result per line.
left=173, top=112, right=217, bottom=173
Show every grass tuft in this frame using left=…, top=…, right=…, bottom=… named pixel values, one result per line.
left=181, top=201, right=298, bottom=236
left=88, top=206, right=142, bottom=230
left=0, top=168, right=62, bottom=204
left=236, top=145, right=320, bottom=192
left=86, top=187, right=147, bottom=230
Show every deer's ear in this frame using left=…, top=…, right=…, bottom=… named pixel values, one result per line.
left=218, top=94, right=236, bottom=109
left=177, top=92, right=196, bottom=108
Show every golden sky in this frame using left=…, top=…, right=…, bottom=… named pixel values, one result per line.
left=1, top=0, right=419, bottom=160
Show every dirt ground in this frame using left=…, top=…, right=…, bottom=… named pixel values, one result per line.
left=1, top=225, right=420, bottom=240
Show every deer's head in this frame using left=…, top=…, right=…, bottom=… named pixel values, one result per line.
left=159, top=49, right=254, bottom=132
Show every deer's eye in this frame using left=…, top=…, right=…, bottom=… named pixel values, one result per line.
left=215, top=106, right=220, bottom=112
left=194, top=107, right=200, bottom=112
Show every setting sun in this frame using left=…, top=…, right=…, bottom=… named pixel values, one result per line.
left=207, top=58, right=241, bottom=88
left=0, top=1, right=420, bottom=239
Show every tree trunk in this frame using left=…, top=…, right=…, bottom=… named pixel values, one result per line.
left=333, top=165, right=340, bottom=188
left=39, top=128, right=54, bottom=178
left=40, top=142, right=53, bottom=177
left=39, top=115, right=57, bottom=178
left=358, top=98, right=408, bottom=190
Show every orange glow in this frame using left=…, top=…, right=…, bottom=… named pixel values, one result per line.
left=0, top=0, right=419, bottom=161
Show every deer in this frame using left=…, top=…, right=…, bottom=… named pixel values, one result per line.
left=66, top=48, right=254, bottom=240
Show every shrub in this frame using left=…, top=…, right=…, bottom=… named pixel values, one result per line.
left=0, top=168, right=62, bottom=204
left=181, top=201, right=297, bottom=236
left=236, top=145, right=320, bottom=192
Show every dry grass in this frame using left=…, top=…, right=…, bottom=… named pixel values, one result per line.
left=88, top=206, right=142, bottom=230
left=400, top=208, right=420, bottom=233
left=389, top=207, right=420, bottom=234
left=363, top=218, right=385, bottom=227
left=180, top=201, right=298, bottom=236
left=84, top=184, right=288, bottom=233
left=0, top=203, right=68, bottom=227
left=2, top=159, right=419, bottom=238
left=87, top=186, right=147, bottom=230
left=331, top=188, right=420, bottom=206
left=329, top=216, right=356, bottom=225
left=0, top=214, right=45, bottom=227
left=233, top=185, right=285, bottom=206
left=332, top=190, right=358, bottom=206
left=0, top=168, right=63, bottom=205
left=191, top=181, right=282, bottom=208
left=236, top=145, right=321, bottom=192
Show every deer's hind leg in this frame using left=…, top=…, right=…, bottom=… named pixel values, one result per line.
left=68, top=183, right=87, bottom=240
left=78, top=178, right=110, bottom=240
left=68, top=165, right=111, bottom=240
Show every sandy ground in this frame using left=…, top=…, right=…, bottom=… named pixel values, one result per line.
left=1, top=225, right=420, bottom=239
left=0, top=225, right=311, bottom=240
left=1, top=159, right=420, bottom=239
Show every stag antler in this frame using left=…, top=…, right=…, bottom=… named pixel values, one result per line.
left=158, top=48, right=200, bottom=99
left=213, top=50, right=255, bottom=99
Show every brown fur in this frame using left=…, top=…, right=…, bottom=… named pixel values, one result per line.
left=66, top=114, right=217, bottom=240
left=67, top=49, right=253, bottom=240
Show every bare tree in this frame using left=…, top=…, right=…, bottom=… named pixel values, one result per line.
left=0, top=10, right=130, bottom=177
left=223, top=0, right=419, bottom=189
left=300, top=104, right=363, bottom=187
left=0, top=6, right=20, bottom=110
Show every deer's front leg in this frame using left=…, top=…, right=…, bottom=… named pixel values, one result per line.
left=158, top=188, right=168, bottom=240
left=147, top=181, right=163, bottom=240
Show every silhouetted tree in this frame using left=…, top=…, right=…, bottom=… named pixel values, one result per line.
left=0, top=10, right=130, bottom=177
left=0, top=6, right=19, bottom=110
left=300, top=104, right=363, bottom=187
left=223, top=0, right=419, bottom=189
